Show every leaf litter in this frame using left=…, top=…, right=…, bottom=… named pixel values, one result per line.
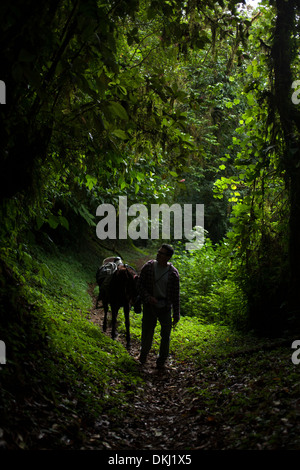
left=2, top=291, right=300, bottom=451
left=87, top=304, right=300, bottom=451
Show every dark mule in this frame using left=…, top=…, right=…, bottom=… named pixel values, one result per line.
left=100, top=264, right=139, bottom=349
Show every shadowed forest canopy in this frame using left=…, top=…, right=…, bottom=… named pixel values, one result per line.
left=1, top=0, right=300, bottom=331
left=1, top=0, right=300, bottom=451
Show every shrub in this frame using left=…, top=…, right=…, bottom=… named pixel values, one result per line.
left=172, top=239, right=247, bottom=328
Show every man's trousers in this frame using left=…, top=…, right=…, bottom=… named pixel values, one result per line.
left=140, top=304, right=172, bottom=365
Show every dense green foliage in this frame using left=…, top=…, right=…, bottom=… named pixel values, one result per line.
left=0, top=236, right=143, bottom=419
left=172, top=240, right=247, bottom=328
left=1, top=0, right=300, bottom=450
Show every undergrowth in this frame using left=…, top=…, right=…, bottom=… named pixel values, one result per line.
left=0, top=238, right=143, bottom=422
left=172, top=240, right=248, bottom=329
left=120, top=311, right=283, bottom=365
left=1, top=234, right=299, bottom=450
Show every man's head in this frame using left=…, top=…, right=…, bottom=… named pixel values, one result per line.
left=156, top=244, right=174, bottom=266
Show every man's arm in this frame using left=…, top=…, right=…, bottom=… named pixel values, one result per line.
left=170, top=268, right=180, bottom=322
left=137, top=261, right=154, bottom=304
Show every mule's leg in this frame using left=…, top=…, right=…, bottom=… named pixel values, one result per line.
left=111, top=306, right=117, bottom=340
left=96, top=279, right=104, bottom=309
left=103, top=302, right=108, bottom=332
left=124, top=305, right=131, bottom=349
left=96, top=290, right=100, bottom=308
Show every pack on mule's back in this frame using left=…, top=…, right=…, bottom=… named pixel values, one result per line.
left=102, top=256, right=122, bottom=266
left=96, top=257, right=123, bottom=306
left=96, top=257, right=123, bottom=283
left=96, top=261, right=117, bottom=284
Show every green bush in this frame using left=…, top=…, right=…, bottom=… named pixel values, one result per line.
left=0, top=241, right=142, bottom=418
left=172, top=240, right=247, bottom=328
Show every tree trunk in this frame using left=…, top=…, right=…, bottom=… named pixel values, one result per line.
left=272, top=0, right=300, bottom=320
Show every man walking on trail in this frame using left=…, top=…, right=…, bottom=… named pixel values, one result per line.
left=137, top=244, right=180, bottom=369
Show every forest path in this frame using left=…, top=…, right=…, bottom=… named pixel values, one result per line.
left=87, top=281, right=300, bottom=452
left=86, top=276, right=300, bottom=452
left=88, top=297, right=220, bottom=451
left=86, top=254, right=233, bottom=450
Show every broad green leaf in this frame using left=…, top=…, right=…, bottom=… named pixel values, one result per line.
left=47, top=215, right=59, bottom=229
left=36, top=215, right=44, bottom=230
left=112, top=129, right=127, bottom=139
left=108, top=102, right=128, bottom=121
left=59, top=216, right=69, bottom=230
left=86, top=175, right=97, bottom=190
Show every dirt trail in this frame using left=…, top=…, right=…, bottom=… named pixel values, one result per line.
left=88, top=295, right=216, bottom=451
left=86, top=254, right=223, bottom=451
